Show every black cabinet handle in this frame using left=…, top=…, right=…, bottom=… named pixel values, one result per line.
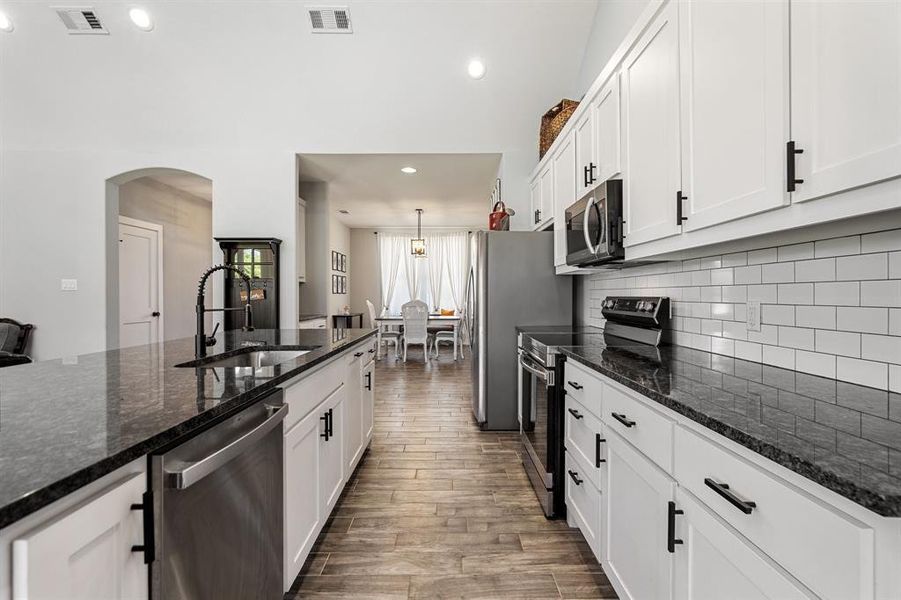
left=320, top=411, right=330, bottom=440
left=368, top=348, right=375, bottom=354
left=568, top=470, right=583, bottom=485
left=328, top=408, right=334, bottom=438
left=354, top=351, right=364, bottom=358
left=595, top=434, right=606, bottom=467
left=567, top=407, right=584, bottom=420
left=365, top=371, right=372, bottom=391
left=151, top=311, right=161, bottom=317
left=704, top=478, right=756, bottom=514
left=589, top=162, right=597, bottom=184
left=786, top=140, right=804, bottom=192
left=611, top=412, right=636, bottom=428
left=583, top=165, right=589, bottom=188
left=667, top=501, right=684, bottom=553
left=676, top=190, right=688, bottom=225
left=130, top=491, right=155, bottom=564
left=567, top=380, right=583, bottom=390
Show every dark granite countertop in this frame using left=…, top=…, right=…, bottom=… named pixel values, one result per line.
left=0, top=327, right=376, bottom=529
left=561, top=340, right=901, bottom=517
left=298, top=313, right=327, bottom=321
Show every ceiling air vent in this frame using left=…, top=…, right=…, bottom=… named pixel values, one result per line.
left=54, top=7, right=109, bottom=35
left=307, top=6, right=352, bottom=34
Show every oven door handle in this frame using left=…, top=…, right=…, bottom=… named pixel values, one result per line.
left=165, top=402, right=288, bottom=490
left=519, top=352, right=554, bottom=387
left=583, top=196, right=598, bottom=255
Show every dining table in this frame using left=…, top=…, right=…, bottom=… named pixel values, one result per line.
left=374, top=314, right=463, bottom=360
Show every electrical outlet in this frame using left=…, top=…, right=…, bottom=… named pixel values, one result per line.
left=60, top=278, right=78, bottom=291
left=747, top=300, right=761, bottom=332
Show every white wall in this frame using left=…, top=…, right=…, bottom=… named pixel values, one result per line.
left=118, top=177, right=212, bottom=341
left=328, top=216, right=351, bottom=318
left=349, top=228, right=382, bottom=327
left=574, top=0, right=652, bottom=98
left=0, top=1, right=594, bottom=360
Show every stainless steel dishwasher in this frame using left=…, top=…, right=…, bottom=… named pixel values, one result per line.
left=150, top=388, right=286, bottom=600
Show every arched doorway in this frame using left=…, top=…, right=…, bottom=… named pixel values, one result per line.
left=105, top=168, right=213, bottom=349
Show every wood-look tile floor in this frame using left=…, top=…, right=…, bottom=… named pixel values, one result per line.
left=287, top=349, right=617, bottom=599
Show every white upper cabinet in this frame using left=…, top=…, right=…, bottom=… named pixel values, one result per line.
left=622, top=0, right=682, bottom=247
left=593, top=74, right=622, bottom=185
left=529, top=179, right=541, bottom=229
left=553, top=131, right=576, bottom=266
left=575, top=107, right=597, bottom=197
left=790, top=0, right=901, bottom=203
left=678, top=0, right=789, bottom=230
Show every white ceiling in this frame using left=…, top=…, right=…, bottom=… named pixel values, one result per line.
left=299, top=153, right=501, bottom=228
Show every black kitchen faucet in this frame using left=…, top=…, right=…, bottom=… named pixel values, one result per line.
left=195, top=264, right=254, bottom=358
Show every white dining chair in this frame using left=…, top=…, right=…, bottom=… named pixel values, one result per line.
left=367, top=299, right=400, bottom=359
left=401, top=300, right=431, bottom=363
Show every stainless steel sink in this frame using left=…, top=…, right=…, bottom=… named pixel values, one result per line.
left=176, top=347, right=315, bottom=369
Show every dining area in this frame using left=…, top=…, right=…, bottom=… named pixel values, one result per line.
left=367, top=299, right=466, bottom=362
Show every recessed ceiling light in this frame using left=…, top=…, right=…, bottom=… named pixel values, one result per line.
left=129, top=7, right=153, bottom=31
left=0, top=12, right=14, bottom=33
left=401, top=167, right=417, bottom=174
left=468, top=58, right=486, bottom=80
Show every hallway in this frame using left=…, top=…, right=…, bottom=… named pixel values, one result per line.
left=288, top=351, right=615, bottom=599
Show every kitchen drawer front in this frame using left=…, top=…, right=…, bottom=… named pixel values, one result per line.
left=563, top=360, right=604, bottom=419
left=565, top=394, right=607, bottom=490
left=674, top=426, right=874, bottom=600
left=282, top=358, right=344, bottom=431
left=602, top=382, right=674, bottom=473
left=565, top=451, right=603, bottom=562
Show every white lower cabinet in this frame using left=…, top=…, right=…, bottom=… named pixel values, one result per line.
left=11, top=472, right=148, bottom=600
left=605, top=431, right=676, bottom=600
left=672, top=488, right=814, bottom=600
left=565, top=452, right=603, bottom=563
left=282, top=340, right=375, bottom=591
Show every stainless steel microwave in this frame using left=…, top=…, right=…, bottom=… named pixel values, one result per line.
left=565, top=179, right=624, bottom=267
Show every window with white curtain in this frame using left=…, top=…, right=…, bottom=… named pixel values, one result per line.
left=377, top=231, right=469, bottom=315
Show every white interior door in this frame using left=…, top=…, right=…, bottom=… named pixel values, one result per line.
left=119, top=218, right=163, bottom=348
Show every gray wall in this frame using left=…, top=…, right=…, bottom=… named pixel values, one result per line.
left=574, top=0, right=651, bottom=98
left=350, top=228, right=381, bottom=328
left=119, top=177, right=212, bottom=341
left=577, top=229, right=901, bottom=392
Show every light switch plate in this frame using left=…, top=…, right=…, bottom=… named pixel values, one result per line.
left=747, top=300, right=761, bottom=332
left=61, top=278, right=78, bottom=291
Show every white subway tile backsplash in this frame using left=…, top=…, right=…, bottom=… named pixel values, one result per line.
left=816, top=330, right=861, bottom=358
left=778, top=243, right=814, bottom=262
left=861, top=230, right=901, bottom=253
left=836, top=253, right=887, bottom=281
left=748, top=248, right=777, bottom=265
left=723, top=252, right=747, bottom=267
left=748, top=284, right=778, bottom=303
left=710, top=268, right=734, bottom=285
left=815, top=282, right=860, bottom=306
left=794, top=258, right=835, bottom=282
left=795, top=350, right=836, bottom=379
left=762, top=262, right=795, bottom=283
left=796, top=306, right=836, bottom=329
left=860, top=280, right=901, bottom=307
left=734, top=341, right=762, bottom=362
left=815, top=235, right=861, bottom=258
left=580, top=228, right=901, bottom=391
left=861, top=334, right=901, bottom=365
left=778, top=326, right=815, bottom=350
left=735, top=265, right=762, bottom=284
left=777, top=283, right=814, bottom=305
left=763, top=345, right=795, bottom=370
left=762, top=304, right=794, bottom=326
left=836, top=307, right=888, bottom=334
left=837, top=356, right=887, bottom=389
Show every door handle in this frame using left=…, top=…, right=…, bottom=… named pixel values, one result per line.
left=704, top=478, right=757, bottom=514
left=595, top=434, right=606, bottom=467
left=786, top=140, right=804, bottom=192
left=567, top=380, right=583, bottom=390
left=354, top=351, right=364, bottom=358
left=365, top=371, right=372, bottom=391
left=165, top=403, right=288, bottom=489
left=151, top=311, right=161, bottom=317
left=676, top=190, right=688, bottom=225
left=611, top=412, right=635, bottom=428
left=130, top=490, right=155, bottom=564
left=567, top=407, right=584, bottom=420
left=589, top=162, right=597, bottom=184
left=568, top=470, right=583, bottom=485
left=667, top=501, right=684, bottom=553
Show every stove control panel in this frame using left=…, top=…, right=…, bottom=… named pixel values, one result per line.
left=601, top=296, right=671, bottom=329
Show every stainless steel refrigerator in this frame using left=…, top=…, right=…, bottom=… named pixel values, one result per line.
left=469, top=230, right=572, bottom=430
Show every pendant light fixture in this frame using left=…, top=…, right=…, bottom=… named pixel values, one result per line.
left=411, top=209, right=427, bottom=258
